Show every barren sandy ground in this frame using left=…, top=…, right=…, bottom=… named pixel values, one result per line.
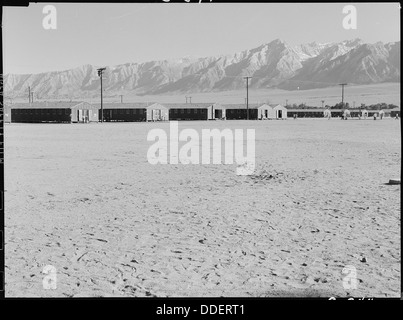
left=4, top=118, right=400, bottom=297
left=117, top=83, right=400, bottom=106
left=10, top=83, right=401, bottom=106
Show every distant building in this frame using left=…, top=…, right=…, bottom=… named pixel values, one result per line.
left=4, top=103, right=12, bottom=123
left=323, top=109, right=331, bottom=118
left=287, top=108, right=343, bottom=118
left=96, top=102, right=148, bottom=122
left=146, top=103, right=169, bottom=121
left=271, top=104, right=288, bottom=119
left=257, top=104, right=275, bottom=120
left=390, top=107, right=400, bottom=118
left=164, top=103, right=215, bottom=121
left=343, top=109, right=351, bottom=118
left=221, top=104, right=259, bottom=120
left=211, top=103, right=225, bottom=120
left=10, top=101, right=99, bottom=123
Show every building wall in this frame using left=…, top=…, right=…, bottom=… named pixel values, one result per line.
left=146, top=109, right=169, bottom=121
left=273, top=106, right=287, bottom=119
left=71, top=109, right=99, bottom=122
left=349, top=111, right=362, bottom=117
left=287, top=110, right=338, bottom=118
left=71, top=102, right=100, bottom=122
left=11, top=108, right=71, bottom=123
left=323, top=110, right=332, bottom=118
left=225, top=109, right=258, bottom=120
left=4, top=106, right=12, bottom=123
left=214, top=108, right=226, bottom=119
left=343, top=110, right=351, bottom=118
left=368, top=111, right=380, bottom=117
left=380, top=110, right=391, bottom=118
left=212, top=104, right=225, bottom=119
left=146, top=104, right=169, bottom=121
left=169, top=108, right=209, bottom=120
left=331, top=111, right=343, bottom=117
left=99, top=108, right=146, bottom=122
left=90, top=109, right=99, bottom=122
left=257, top=105, right=275, bottom=119
left=207, top=105, right=214, bottom=120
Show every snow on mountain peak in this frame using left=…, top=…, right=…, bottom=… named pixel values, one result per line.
left=4, top=39, right=399, bottom=97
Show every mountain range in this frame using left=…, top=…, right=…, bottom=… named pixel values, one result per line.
left=4, top=38, right=400, bottom=99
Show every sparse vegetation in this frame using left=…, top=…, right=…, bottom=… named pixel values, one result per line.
left=285, top=102, right=399, bottom=110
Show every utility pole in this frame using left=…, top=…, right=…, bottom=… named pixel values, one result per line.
left=120, top=95, right=123, bottom=104
left=243, top=76, right=252, bottom=120
left=28, top=86, right=31, bottom=103
left=339, top=83, right=347, bottom=108
left=97, top=68, right=106, bottom=122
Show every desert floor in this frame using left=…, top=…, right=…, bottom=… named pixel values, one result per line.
left=11, top=83, right=401, bottom=107
left=4, top=118, right=401, bottom=297
left=117, top=83, right=401, bottom=106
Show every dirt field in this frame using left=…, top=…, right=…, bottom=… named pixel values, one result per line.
left=12, top=83, right=400, bottom=107
left=107, top=83, right=400, bottom=106
left=4, top=118, right=401, bottom=297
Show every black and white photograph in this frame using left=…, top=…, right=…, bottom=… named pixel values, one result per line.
left=1, top=1, right=401, bottom=303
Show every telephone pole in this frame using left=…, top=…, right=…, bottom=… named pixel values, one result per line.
left=339, top=83, right=347, bottom=107
left=28, top=86, right=31, bottom=103
left=120, top=95, right=123, bottom=104
left=97, top=68, right=106, bottom=122
left=244, top=76, right=252, bottom=120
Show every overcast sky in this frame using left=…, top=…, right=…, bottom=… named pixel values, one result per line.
left=3, top=2, right=400, bottom=74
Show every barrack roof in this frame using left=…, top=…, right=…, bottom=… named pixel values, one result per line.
left=9, top=101, right=87, bottom=109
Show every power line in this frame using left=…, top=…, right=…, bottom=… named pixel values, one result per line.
left=339, top=83, right=347, bottom=107
left=97, top=68, right=106, bottom=123
left=243, top=76, right=252, bottom=120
